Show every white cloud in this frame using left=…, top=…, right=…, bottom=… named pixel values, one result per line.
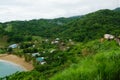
left=0, top=0, right=119, bottom=22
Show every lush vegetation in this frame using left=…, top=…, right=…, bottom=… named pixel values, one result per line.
left=59, top=9, right=120, bottom=41
left=0, top=8, right=120, bottom=80
left=0, top=9, right=120, bottom=43
left=1, top=71, right=44, bottom=80
left=51, top=40, right=120, bottom=80
left=3, top=40, right=120, bottom=80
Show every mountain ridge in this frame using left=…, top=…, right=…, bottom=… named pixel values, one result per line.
left=0, top=8, right=119, bottom=43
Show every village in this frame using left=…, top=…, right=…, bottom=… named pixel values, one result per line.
left=6, top=37, right=75, bottom=66
left=3, top=33, right=119, bottom=68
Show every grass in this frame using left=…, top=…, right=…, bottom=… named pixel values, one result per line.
left=50, top=40, right=120, bottom=80
left=2, top=39, right=120, bottom=80
left=32, top=36, right=43, bottom=41
left=0, top=36, right=8, bottom=48
left=50, top=50, right=120, bottom=80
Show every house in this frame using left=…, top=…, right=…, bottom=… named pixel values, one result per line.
left=32, top=45, right=35, bottom=48
left=51, top=40, right=59, bottom=44
left=32, top=53, right=40, bottom=57
left=69, top=39, right=72, bottom=42
left=54, top=41, right=59, bottom=44
left=51, top=38, right=60, bottom=44
left=45, top=39, right=49, bottom=42
left=104, top=34, right=114, bottom=40
left=51, top=41, right=55, bottom=44
left=55, top=38, right=60, bottom=41
left=41, top=62, right=46, bottom=65
left=36, top=57, right=44, bottom=62
left=9, top=44, right=18, bottom=48
left=36, top=57, right=46, bottom=65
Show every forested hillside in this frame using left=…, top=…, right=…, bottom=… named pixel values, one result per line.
left=0, top=8, right=120, bottom=80
left=59, top=9, right=120, bottom=41
left=0, top=16, right=80, bottom=42
left=51, top=40, right=120, bottom=80
left=0, top=8, right=119, bottom=43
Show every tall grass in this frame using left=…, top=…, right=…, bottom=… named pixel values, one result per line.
left=50, top=40, right=120, bottom=80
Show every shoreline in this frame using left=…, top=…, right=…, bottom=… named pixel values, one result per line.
left=0, top=54, right=34, bottom=71
left=0, top=59, right=27, bottom=71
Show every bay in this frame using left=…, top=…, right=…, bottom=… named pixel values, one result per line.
left=0, top=60, right=25, bottom=78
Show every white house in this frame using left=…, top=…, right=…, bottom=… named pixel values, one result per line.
left=69, top=39, right=72, bottom=42
left=54, top=41, right=59, bottom=44
left=55, top=38, right=60, bottom=41
left=32, top=53, right=40, bottom=57
left=45, top=39, right=49, bottom=42
left=104, top=34, right=114, bottom=40
left=32, top=45, right=35, bottom=48
left=41, top=61, right=46, bottom=65
left=51, top=40, right=59, bottom=44
left=9, top=44, right=18, bottom=48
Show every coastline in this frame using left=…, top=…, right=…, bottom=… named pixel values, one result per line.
left=0, top=54, right=34, bottom=71
left=0, top=59, right=27, bottom=71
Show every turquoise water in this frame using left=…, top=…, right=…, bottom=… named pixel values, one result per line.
left=0, top=60, right=25, bottom=78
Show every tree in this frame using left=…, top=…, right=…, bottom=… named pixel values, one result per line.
left=7, top=47, right=13, bottom=54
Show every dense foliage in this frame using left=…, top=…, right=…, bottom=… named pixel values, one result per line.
left=4, top=71, right=44, bottom=80
left=59, top=9, right=120, bottom=41
left=51, top=40, right=120, bottom=80
left=3, top=40, right=120, bottom=80
left=0, top=8, right=120, bottom=43
left=0, top=8, right=120, bottom=80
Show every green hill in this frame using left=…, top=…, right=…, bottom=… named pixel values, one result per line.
left=5, top=40, right=120, bottom=80
left=51, top=40, right=120, bottom=80
left=114, top=7, right=120, bottom=11
left=0, top=8, right=120, bottom=43
left=59, top=9, right=120, bottom=41
left=0, top=8, right=120, bottom=80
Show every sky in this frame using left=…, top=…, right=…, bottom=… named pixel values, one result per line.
left=0, top=0, right=119, bottom=22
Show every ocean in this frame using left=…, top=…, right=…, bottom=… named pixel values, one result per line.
left=0, top=60, right=25, bottom=78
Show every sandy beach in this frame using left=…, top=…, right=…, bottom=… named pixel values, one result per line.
left=0, top=54, right=34, bottom=71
